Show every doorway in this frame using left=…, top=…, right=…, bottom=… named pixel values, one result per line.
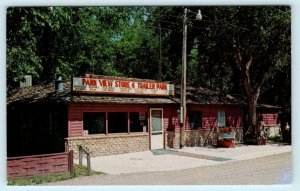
left=150, top=109, right=164, bottom=150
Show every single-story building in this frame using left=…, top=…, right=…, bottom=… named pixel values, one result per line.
left=7, top=75, right=280, bottom=157
left=256, top=104, right=281, bottom=137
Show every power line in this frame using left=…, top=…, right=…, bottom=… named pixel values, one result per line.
left=146, top=25, right=174, bottom=32
left=143, top=12, right=181, bottom=20
left=146, top=23, right=238, bottom=34
left=155, top=19, right=181, bottom=26
left=191, top=17, right=250, bottom=31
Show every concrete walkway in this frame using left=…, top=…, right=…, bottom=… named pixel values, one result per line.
left=77, top=142, right=291, bottom=175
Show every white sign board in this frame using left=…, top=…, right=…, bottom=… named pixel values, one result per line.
left=72, top=76, right=175, bottom=96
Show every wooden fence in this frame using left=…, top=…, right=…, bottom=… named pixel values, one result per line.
left=7, top=151, right=73, bottom=179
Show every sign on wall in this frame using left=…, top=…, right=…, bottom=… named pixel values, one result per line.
left=72, top=76, right=175, bottom=96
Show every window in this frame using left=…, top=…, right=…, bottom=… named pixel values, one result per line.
left=130, top=112, right=148, bottom=132
left=83, top=112, right=105, bottom=134
left=108, top=112, right=127, bottom=133
left=83, top=111, right=148, bottom=135
left=188, top=111, right=202, bottom=129
left=217, top=111, right=226, bottom=127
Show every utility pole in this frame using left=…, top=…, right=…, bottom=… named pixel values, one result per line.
left=180, top=8, right=188, bottom=148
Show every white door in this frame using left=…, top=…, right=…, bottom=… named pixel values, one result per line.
left=150, top=109, right=164, bottom=150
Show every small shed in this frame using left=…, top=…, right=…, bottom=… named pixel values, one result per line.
left=256, top=104, right=281, bottom=137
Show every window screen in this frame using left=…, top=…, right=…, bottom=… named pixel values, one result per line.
left=108, top=112, right=127, bottom=133
left=217, top=111, right=226, bottom=127
left=130, top=112, right=148, bottom=132
left=188, top=111, right=202, bottom=129
left=83, top=112, right=105, bottom=134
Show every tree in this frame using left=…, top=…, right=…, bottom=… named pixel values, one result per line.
left=6, top=7, right=129, bottom=88
left=232, top=7, right=291, bottom=126
left=7, top=6, right=291, bottom=130
left=7, top=7, right=162, bottom=89
left=111, top=7, right=161, bottom=79
left=149, top=6, right=291, bottom=128
left=7, top=8, right=43, bottom=87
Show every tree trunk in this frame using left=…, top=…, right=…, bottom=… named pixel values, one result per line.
left=247, top=97, right=257, bottom=126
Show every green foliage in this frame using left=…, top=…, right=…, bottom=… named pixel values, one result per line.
left=7, top=172, right=71, bottom=185
left=111, top=7, right=160, bottom=79
left=7, top=7, right=162, bottom=88
left=149, top=6, right=290, bottom=92
left=6, top=6, right=291, bottom=118
left=7, top=7, right=129, bottom=87
left=268, top=135, right=282, bottom=142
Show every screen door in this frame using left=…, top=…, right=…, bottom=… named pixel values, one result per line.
left=150, top=109, right=164, bottom=150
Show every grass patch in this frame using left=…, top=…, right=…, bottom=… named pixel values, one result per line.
left=268, top=135, right=282, bottom=142
left=7, top=172, right=71, bottom=186
left=7, top=164, right=103, bottom=186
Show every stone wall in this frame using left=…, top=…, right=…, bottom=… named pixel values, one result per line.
left=184, top=129, right=218, bottom=147
left=165, top=128, right=243, bottom=148
left=267, top=125, right=282, bottom=138
left=234, top=128, right=244, bottom=143
left=165, top=131, right=180, bottom=149
left=65, top=133, right=149, bottom=158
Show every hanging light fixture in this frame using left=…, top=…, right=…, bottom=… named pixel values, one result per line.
left=196, top=10, right=202, bottom=20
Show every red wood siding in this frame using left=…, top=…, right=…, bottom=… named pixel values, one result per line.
left=163, top=106, right=180, bottom=131
left=202, top=110, right=217, bottom=129
left=7, top=151, right=73, bottom=179
left=68, top=103, right=150, bottom=137
left=68, top=103, right=243, bottom=136
left=257, top=113, right=278, bottom=126
left=226, top=110, right=242, bottom=127
left=189, top=105, right=243, bottom=129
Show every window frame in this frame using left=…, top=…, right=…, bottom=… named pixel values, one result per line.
left=187, top=110, right=202, bottom=129
left=129, top=112, right=148, bottom=133
left=217, top=111, right=226, bottom=127
left=81, top=110, right=148, bottom=136
left=83, top=112, right=106, bottom=135
left=107, top=112, right=128, bottom=134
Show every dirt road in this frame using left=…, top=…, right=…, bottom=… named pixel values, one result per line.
left=45, top=152, right=292, bottom=185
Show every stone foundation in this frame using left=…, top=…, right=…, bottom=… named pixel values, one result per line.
left=267, top=125, right=281, bottom=138
left=165, top=131, right=180, bottom=149
left=234, top=128, right=244, bottom=143
left=65, top=133, right=149, bottom=158
left=184, top=129, right=218, bottom=147
left=165, top=128, right=243, bottom=148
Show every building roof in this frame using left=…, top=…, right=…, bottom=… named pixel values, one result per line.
left=256, top=104, right=281, bottom=109
left=7, top=79, right=247, bottom=106
left=174, top=85, right=246, bottom=105
left=7, top=81, right=176, bottom=105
